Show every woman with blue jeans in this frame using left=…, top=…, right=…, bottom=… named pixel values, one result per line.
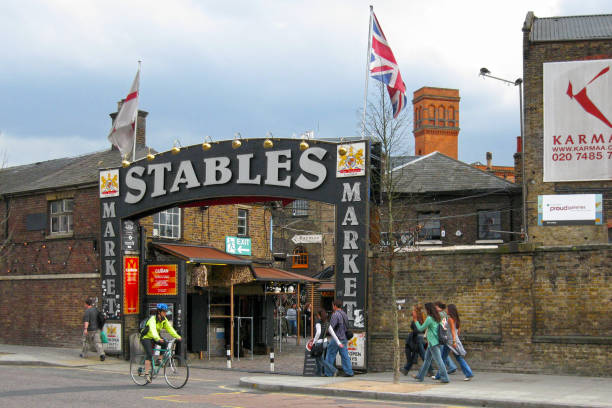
left=412, top=302, right=449, bottom=383
left=435, top=304, right=473, bottom=381
left=309, top=309, right=340, bottom=376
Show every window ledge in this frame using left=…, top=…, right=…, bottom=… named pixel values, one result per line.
left=475, top=240, right=504, bottom=244
left=46, top=232, right=74, bottom=240
left=417, top=240, right=443, bottom=245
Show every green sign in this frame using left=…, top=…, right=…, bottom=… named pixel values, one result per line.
left=225, top=236, right=251, bottom=256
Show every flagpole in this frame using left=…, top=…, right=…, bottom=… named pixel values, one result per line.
left=132, top=60, right=141, bottom=162
left=361, top=6, right=374, bottom=140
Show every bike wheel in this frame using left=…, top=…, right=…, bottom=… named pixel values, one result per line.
left=130, top=354, right=149, bottom=386
left=164, top=355, right=189, bottom=389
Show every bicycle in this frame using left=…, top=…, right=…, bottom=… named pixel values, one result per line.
left=130, top=338, right=189, bottom=388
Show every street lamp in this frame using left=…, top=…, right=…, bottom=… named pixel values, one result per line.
left=479, top=67, right=528, bottom=242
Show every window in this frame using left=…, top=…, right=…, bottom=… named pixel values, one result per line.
left=237, top=208, right=248, bottom=236
left=292, top=200, right=309, bottom=217
left=478, top=210, right=502, bottom=240
left=292, top=246, right=308, bottom=268
left=153, top=207, right=181, bottom=239
left=417, top=212, right=441, bottom=240
left=49, top=198, right=74, bottom=235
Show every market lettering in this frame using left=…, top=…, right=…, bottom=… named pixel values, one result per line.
left=339, top=181, right=362, bottom=320
left=124, top=147, right=328, bottom=204
left=101, top=200, right=119, bottom=314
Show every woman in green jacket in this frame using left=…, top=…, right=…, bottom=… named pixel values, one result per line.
left=412, top=302, right=449, bottom=383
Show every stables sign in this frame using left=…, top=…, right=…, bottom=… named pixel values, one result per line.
left=99, top=139, right=373, bottom=330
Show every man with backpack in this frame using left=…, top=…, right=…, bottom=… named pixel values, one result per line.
left=80, top=297, right=105, bottom=361
left=140, top=303, right=182, bottom=383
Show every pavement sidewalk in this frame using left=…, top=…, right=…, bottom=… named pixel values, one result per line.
left=2, top=343, right=611, bottom=408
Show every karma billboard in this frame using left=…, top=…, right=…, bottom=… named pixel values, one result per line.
left=543, top=59, right=612, bottom=182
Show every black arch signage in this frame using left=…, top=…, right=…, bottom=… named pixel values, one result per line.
left=99, top=138, right=370, bottom=329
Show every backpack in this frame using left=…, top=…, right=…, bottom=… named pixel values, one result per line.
left=437, top=315, right=450, bottom=346
left=96, top=309, right=106, bottom=330
left=139, top=316, right=152, bottom=337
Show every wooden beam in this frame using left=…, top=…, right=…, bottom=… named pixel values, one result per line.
left=296, top=283, right=300, bottom=345
left=230, top=283, right=234, bottom=360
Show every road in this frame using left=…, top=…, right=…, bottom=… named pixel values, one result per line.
left=0, top=365, right=468, bottom=408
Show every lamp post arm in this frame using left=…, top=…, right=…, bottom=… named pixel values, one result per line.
left=480, top=73, right=517, bottom=86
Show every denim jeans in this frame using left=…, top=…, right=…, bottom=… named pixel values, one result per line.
left=404, top=335, right=433, bottom=374
left=436, top=346, right=472, bottom=379
left=444, top=345, right=457, bottom=372
left=415, top=344, right=448, bottom=382
left=325, top=339, right=353, bottom=376
left=315, top=351, right=336, bottom=376
left=288, top=319, right=297, bottom=335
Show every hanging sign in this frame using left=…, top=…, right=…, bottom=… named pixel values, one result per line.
left=147, top=264, right=178, bottom=295
left=123, top=256, right=139, bottom=314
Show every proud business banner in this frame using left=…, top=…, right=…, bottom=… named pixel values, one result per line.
left=543, top=59, right=612, bottom=182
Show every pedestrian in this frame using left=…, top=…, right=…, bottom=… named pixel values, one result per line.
left=308, top=309, right=340, bottom=376
left=446, top=304, right=474, bottom=381
left=412, top=302, right=449, bottom=383
left=325, top=299, right=354, bottom=377
left=434, top=301, right=458, bottom=375
left=286, top=304, right=297, bottom=336
left=303, top=302, right=312, bottom=337
left=401, top=304, right=433, bottom=376
left=80, top=297, right=105, bottom=361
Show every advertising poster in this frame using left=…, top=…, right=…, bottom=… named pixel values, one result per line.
left=123, top=256, right=139, bottom=314
left=147, top=264, right=178, bottom=296
left=538, top=194, right=603, bottom=225
left=543, top=59, right=612, bottom=182
left=102, top=323, right=122, bottom=353
left=336, top=332, right=366, bottom=369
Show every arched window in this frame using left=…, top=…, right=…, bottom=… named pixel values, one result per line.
left=428, top=105, right=435, bottom=125
left=438, top=106, right=445, bottom=126
left=448, top=107, right=455, bottom=126
left=292, top=246, right=308, bottom=269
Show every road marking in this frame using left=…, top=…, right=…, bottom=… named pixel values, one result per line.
left=145, top=395, right=186, bottom=403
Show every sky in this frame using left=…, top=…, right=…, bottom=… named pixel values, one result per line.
left=1, top=0, right=610, bottom=168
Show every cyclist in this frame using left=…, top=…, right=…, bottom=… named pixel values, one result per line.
left=140, top=303, right=182, bottom=382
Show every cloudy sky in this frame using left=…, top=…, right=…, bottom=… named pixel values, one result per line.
left=0, top=0, right=609, bottom=167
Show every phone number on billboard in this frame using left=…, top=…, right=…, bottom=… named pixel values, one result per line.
left=551, top=152, right=612, bottom=161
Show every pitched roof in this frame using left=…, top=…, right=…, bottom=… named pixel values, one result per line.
left=252, top=267, right=319, bottom=283
left=529, top=14, right=612, bottom=42
left=0, top=146, right=151, bottom=195
left=391, top=152, right=519, bottom=194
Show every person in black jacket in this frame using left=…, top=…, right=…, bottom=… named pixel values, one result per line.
left=401, top=304, right=432, bottom=376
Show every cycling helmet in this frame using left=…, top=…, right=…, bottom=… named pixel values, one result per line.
left=156, top=303, right=169, bottom=311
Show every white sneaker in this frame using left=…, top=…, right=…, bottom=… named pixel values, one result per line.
left=464, top=377, right=472, bottom=381
left=431, top=375, right=437, bottom=380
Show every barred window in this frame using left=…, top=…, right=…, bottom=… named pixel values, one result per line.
left=292, top=200, right=309, bottom=217
left=417, top=212, right=441, bottom=240
left=49, top=199, right=74, bottom=235
left=478, top=210, right=502, bottom=240
left=292, top=246, right=308, bottom=268
left=153, top=207, right=181, bottom=239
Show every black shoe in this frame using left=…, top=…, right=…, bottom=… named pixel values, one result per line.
left=100, top=355, right=105, bottom=361
left=400, top=368, right=408, bottom=376
left=341, top=373, right=354, bottom=377
left=79, top=354, right=84, bottom=358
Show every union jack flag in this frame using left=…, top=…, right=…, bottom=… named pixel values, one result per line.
left=369, top=12, right=407, bottom=118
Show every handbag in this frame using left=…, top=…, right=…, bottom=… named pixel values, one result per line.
left=306, top=338, right=314, bottom=352
left=100, top=330, right=109, bottom=344
left=310, top=341, right=325, bottom=357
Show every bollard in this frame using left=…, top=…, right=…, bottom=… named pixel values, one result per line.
left=270, top=347, right=275, bottom=372
left=226, top=348, right=231, bottom=369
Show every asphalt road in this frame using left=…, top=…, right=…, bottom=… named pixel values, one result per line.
left=0, top=365, right=468, bottom=408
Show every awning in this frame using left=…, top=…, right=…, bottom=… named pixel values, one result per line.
left=152, top=243, right=251, bottom=265
left=316, top=281, right=335, bottom=291
left=253, top=267, right=319, bottom=283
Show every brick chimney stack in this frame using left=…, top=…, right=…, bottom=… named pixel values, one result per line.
left=109, top=100, right=148, bottom=149
left=513, top=136, right=523, bottom=185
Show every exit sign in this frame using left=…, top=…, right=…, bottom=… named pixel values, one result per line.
left=225, top=236, right=251, bottom=256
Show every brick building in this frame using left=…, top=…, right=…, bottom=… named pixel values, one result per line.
left=413, top=87, right=460, bottom=158
left=0, top=109, right=315, bottom=355
left=367, top=12, right=612, bottom=376
left=522, top=12, right=612, bottom=244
